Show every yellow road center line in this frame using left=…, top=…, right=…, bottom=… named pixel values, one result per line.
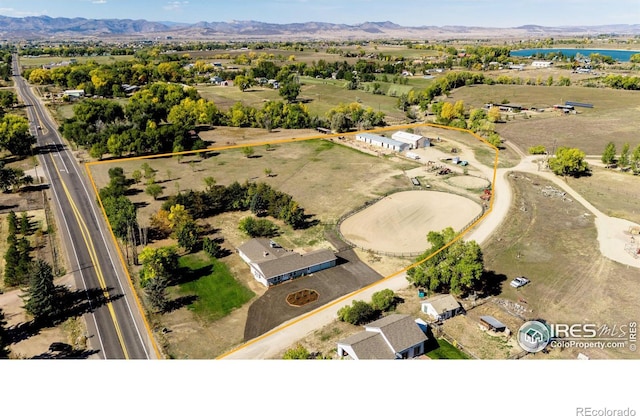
left=48, top=153, right=130, bottom=359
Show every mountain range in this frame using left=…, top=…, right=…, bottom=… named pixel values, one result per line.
left=1, top=15, right=639, bottom=40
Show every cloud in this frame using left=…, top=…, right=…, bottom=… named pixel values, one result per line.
left=92, top=0, right=108, bottom=4
left=0, top=7, right=47, bottom=17
left=163, top=1, right=189, bottom=11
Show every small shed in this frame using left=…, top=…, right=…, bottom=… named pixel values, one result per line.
left=411, top=177, right=421, bottom=186
left=479, top=315, right=506, bottom=332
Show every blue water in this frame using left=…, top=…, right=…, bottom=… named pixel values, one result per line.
left=510, top=48, right=640, bottom=62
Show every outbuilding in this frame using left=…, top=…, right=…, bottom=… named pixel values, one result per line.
left=392, top=131, right=430, bottom=149
left=421, top=294, right=464, bottom=322
left=356, top=133, right=409, bottom=152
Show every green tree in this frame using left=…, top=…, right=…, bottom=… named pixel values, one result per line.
left=22, top=260, right=60, bottom=324
left=145, top=183, right=164, bottom=200
left=0, top=114, right=36, bottom=156
left=337, top=300, right=376, bottom=325
left=20, top=211, right=30, bottom=235
left=6, top=210, right=17, bottom=236
left=132, top=169, right=142, bottom=184
left=619, top=143, right=630, bottom=168
left=0, top=307, right=10, bottom=358
left=234, top=75, right=252, bottom=92
left=549, top=147, right=589, bottom=177
left=144, top=276, right=169, bottom=313
left=407, top=227, right=484, bottom=295
left=242, top=146, right=255, bottom=158
left=279, top=74, right=301, bottom=103
left=602, top=142, right=616, bottom=165
left=175, top=220, right=199, bottom=253
left=203, top=237, right=223, bottom=259
left=631, top=144, right=640, bottom=174
left=528, top=145, right=547, bottom=155
left=283, top=344, right=310, bottom=359
left=371, top=289, right=397, bottom=312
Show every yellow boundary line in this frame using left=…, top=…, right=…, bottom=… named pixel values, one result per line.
left=84, top=122, right=499, bottom=360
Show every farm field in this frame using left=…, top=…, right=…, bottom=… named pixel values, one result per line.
left=566, top=167, right=640, bottom=224
left=481, top=172, right=640, bottom=359
left=447, top=84, right=640, bottom=154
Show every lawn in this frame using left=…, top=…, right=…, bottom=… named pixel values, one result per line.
left=426, top=338, right=470, bottom=359
left=174, top=253, right=254, bottom=322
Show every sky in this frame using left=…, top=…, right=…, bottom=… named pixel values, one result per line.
left=0, top=0, right=638, bottom=27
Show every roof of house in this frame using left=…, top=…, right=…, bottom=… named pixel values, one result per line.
left=480, top=315, right=506, bottom=330
left=337, top=331, right=396, bottom=360
left=365, top=314, right=428, bottom=354
left=238, top=238, right=336, bottom=280
left=356, top=133, right=407, bottom=148
left=421, top=294, right=461, bottom=315
left=338, top=314, right=428, bottom=359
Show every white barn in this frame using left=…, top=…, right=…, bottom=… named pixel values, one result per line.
left=355, top=133, right=409, bottom=152
left=237, top=238, right=337, bottom=287
left=391, top=131, right=430, bottom=149
left=531, top=61, right=553, bottom=68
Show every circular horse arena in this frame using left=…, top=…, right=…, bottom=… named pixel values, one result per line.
left=447, top=175, right=490, bottom=190
left=340, top=190, right=482, bottom=255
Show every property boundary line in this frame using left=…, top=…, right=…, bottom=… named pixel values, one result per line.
left=83, top=122, right=499, bottom=360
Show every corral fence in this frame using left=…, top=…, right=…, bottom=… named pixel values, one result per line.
left=331, top=187, right=488, bottom=259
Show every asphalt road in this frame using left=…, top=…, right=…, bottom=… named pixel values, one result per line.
left=12, top=55, right=157, bottom=359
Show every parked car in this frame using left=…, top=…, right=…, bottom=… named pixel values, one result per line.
left=510, top=276, right=530, bottom=288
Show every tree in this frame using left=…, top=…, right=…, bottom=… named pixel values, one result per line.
left=238, top=216, right=279, bottom=238
left=145, top=183, right=164, bottom=200
left=528, top=145, right=547, bottom=155
left=264, top=168, right=273, bottom=177
left=487, top=106, right=501, bottom=123
left=486, top=133, right=501, bottom=149
left=0, top=114, right=36, bottom=156
left=371, top=289, right=397, bottom=312
left=203, top=237, right=224, bottom=259
left=619, top=143, right=630, bottom=168
left=337, top=300, right=377, bottom=325
left=406, top=227, right=484, bottom=295
left=138, top=246, right=179, bottom=287
left=22, top=260, right=60, bottom=324
left=234, top=75, right=252, bottom=92
left=549, top=147, right=589, bottom=177
left=242, top=146, right=255, bottom=158
left=175, top=219, right=199, bottom=253
left=631, top=144, right=640, bottom=174
left=602, top=142, right=616, bottom=165
left=144, top=276, right=169, bottom=313
left=132, top=169, right=142, bottom=184
left=279, top=74, right=301, bottom=103
left=0, top=307, right=10, bottom=358
left=283, top=344, right=311, bottom=359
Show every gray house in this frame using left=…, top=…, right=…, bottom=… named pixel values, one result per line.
left=336, top=314, right=429, bottom=359
left=237, top=238, right=337, bottom=287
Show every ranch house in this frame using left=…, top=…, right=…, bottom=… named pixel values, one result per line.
left=237, top=238, right=337, bottom=287
left=421, top=294, right=464, bottom=322
left=355, top=133, right=409, bottom=152
left=391, top=131, right=430, bottom=149
left=336, top=314, right=429, bottom=360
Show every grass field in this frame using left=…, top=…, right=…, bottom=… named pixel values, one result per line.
left=482, top=172, right=640, bottom=359
left=426, top=338, right=470, bottom=359
left=447, top=84, right=640, bottom=155
left=89, top=139, right=419, bottom=226
left=566, top=166, right=640, bottom=224
left=174, top=252, right=254, bottom=322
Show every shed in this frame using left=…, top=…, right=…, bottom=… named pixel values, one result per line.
left=479, top=315, right=506, bottom=332
left=411, top=177, right=421, bottom=186
left=421, top=294, right=463, bottom=321
left=392, top=131, right=430, bottom=149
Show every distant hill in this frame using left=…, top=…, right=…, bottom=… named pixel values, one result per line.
left=0, top=15, right=639, bottom=40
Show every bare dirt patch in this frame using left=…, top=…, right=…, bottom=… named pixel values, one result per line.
left=447, top=175, right=490, bottom=190
left=286, top=289, right=319, bottom=307
left=340, top=190, right=482, bottom=254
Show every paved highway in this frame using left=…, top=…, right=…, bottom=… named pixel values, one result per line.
left=12, top=55, right=158, bottom=359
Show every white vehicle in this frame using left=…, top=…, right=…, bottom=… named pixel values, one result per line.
left=510, top=276, right=530, bottom=288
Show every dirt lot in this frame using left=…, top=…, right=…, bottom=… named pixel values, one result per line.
left=482, top=172, right=640, bottom=359
left=340, top=190, right=482, bottom=255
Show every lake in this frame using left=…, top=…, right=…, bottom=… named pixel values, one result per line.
left=510, top=48, right=640, bottom=62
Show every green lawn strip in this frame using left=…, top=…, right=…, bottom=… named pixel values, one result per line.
left=175, top=253, right=254, bottom=321
left=426, top=338, right=470, bottom=359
